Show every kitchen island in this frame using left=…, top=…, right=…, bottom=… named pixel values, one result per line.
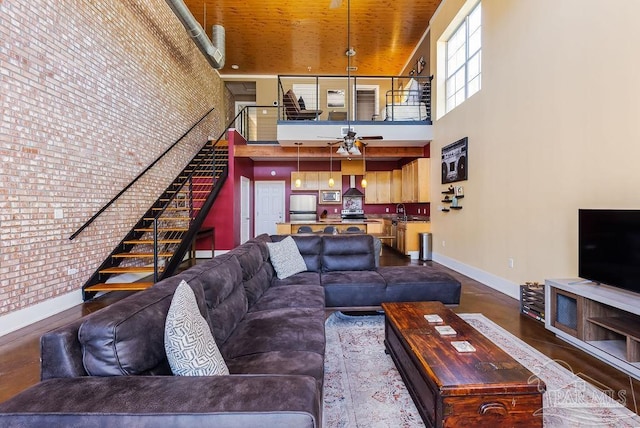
left=276, top=218, right=433, bottom=257
left=276, top=219, right=384, bottom=235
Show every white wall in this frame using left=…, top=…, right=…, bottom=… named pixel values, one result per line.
left=430, top=0, right=640, bottom=297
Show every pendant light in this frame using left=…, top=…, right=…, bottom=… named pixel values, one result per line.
left=361, top=142, right=367, bottom=188
left=328, top=143, right=335, bottom=187
left=294, top=142, right=302, bottom=188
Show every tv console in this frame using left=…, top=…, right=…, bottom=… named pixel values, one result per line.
left=545, top=278, right=640, bottom=380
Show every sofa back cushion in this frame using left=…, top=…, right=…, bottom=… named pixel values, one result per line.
left=185, top=254, right=247, bottom=345
left=78, top=276, right=207, bottom=376
left=228, top=241, right=272, bottom=307
left=321, top=235, right=376, bottom=272
left=271, top=234, right=323, bottom=272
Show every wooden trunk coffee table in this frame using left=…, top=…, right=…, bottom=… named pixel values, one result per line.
left=382, top=301, right=544, bottom=427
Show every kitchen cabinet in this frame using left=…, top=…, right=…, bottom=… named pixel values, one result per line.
left=401, top=158, right=430, bottom=203
left=391, top=169, right=402, bottom=203
left=364, top=171, right=392, bottom=204
left=397, top=223, right=406, bottom=254
left=365, top=219, right=384, bottom=234
left=291, top=171, right=319, bottom=190
left=396, top=221, right=431, bottom=255
left=276, top=223, right=292, bottom=234
left=318, top=172, right=342, bottom=190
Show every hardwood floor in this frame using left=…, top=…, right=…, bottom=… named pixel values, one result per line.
left=1, top=246, right=639, bottom=416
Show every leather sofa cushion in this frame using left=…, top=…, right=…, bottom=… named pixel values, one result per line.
left=185, top=254, right=248, bottom=345
left=221, top=307, right=325, bottom=360
left=0, top=376, right=320, bottom=428
left=79, top=277, right=207, bottom=376
left=377, top=266, right=461, bottom=305
left=228, top=242, right=272, bottom=306
left=321, top=235, right=375, bottom=272
left=271, top=271, right=320, bottom=287
left=248, top=284, right=325, bottom=312
left=321, top=270, right=387, bottom=307
left=272, top=235, right=323, bottom=272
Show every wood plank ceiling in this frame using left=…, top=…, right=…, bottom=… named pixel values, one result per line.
left=183, top=0, right=443, bottom=76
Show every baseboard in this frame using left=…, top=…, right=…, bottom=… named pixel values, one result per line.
left=0, top=290, right=83, bottom=337
left=432, top=252, right=520, bottom=300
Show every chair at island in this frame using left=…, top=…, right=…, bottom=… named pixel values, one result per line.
left=297, top=226, right=313, bottom=233
left=344, top=226, right=363, bottom=233
left=323, top=226, right=338, bottom=234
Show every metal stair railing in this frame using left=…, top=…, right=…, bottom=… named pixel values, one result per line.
left=81, top=140, right=228, bottom=299
left=69, top=106, right=216, bottom=241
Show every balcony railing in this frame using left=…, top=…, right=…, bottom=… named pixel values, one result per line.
left=277, top=74, right=432, bottom=123
left=229, top=75, right=433, bottom=145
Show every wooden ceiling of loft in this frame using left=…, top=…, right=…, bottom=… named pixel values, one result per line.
left=183, top=0, right=442, bottom=76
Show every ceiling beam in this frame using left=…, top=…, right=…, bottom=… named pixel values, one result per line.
left=234, top=145, right=425, bottom=159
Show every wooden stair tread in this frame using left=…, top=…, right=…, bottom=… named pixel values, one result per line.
left=151, top=207, right=200, bottom=211
left=134, top=227, right=188, bottom=232
left=112, top=252, right=174, bottom=258
left=99, top=266, right=164, bottom=274
left=159, top=198, right=206, bottom=202
left=85, top=282, right=154, bottom=292
left=143, top=217, right=190, bottom=221
left=124, top=239, right=182, bottom=244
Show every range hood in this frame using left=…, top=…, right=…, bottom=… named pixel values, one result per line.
left=343, top=175, right=364, bottom=197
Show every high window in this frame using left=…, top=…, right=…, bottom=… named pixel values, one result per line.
left=445, top=2, right=481, bottom=113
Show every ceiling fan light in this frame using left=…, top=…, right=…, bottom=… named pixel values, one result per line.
left=349, top=146, right=361, bottom=156
left=336, top=146, right=348, bottom=155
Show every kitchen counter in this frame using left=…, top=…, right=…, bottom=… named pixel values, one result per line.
left=276, top=219, right=384, bottom=234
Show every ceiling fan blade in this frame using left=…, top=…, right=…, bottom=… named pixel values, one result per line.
left=329, top=0, right=343, bottom=9
left=360, top=135, right=384, bottom=140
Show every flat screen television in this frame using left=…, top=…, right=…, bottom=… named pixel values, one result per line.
left=578, top=209, right=640, bottom=294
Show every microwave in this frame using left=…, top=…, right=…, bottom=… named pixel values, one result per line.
left=320, top=190, right=341, bottom=204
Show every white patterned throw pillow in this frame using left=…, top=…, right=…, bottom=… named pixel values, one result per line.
left=164, top=280, right=229, bottom=376
left=266, top=235, right=308, bottom=279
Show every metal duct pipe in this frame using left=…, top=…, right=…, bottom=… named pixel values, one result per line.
left=211, top=25, right=225, bottom=69
left=165, top=0, right=225, bottom=69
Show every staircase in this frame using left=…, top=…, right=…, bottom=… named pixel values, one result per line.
left=81, top=140, right=229, bottom=300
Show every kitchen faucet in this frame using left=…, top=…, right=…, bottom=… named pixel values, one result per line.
left=396, top=203, right=407, bottom=221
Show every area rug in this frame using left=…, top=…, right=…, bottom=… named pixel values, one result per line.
left=323, top=312, right=640, bottom=428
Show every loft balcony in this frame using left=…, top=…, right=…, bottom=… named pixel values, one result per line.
left=231, top=75, right=432, bottom=160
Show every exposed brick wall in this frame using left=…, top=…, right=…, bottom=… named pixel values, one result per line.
left=0, top=0, right=225, bottom=315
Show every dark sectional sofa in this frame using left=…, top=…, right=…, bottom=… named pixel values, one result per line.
left=0, top=233, right=461, bottom=427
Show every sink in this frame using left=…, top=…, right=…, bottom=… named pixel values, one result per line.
left=402, top=216, right=430, bottom=222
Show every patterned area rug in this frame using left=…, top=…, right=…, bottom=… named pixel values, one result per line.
left=323, top=312, right=640, bottom=427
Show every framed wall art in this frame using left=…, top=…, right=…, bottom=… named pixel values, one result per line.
left=416, top=56, right=425, bottom=75
left=441, top=137, right=468, bottom=184
left=327, top=90, right=345, bottom=108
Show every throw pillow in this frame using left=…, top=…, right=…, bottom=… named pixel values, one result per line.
left=298, top=96, right=306, bottom=110
left=164, top=280, right=229, bottom=376
left=266, top=235, right=308, bottom=279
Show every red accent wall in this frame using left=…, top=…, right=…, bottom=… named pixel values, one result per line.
left=199, top=139, right=431, bottom=251
left=199, top=131, right=255, bottom=252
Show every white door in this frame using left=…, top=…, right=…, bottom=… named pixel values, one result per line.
left=355, top=85, right=379, bottom=120
left=255, top=181, right=285, bottom=236
left=240, top=176, right=251, bottom=244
